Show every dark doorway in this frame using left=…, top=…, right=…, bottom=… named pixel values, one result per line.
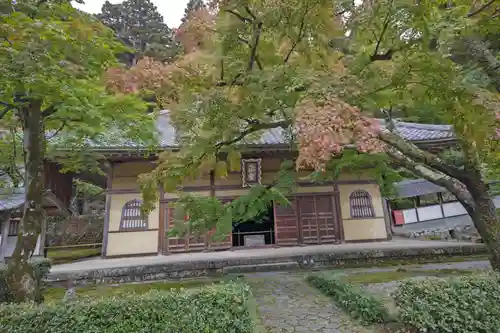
left=232, top=205, right=275, bottom=247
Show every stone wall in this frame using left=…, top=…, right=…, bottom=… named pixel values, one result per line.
left=397, top=225, right=480, bottom=242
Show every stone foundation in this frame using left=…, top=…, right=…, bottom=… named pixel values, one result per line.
left=47, top=243, right=487, bottom=286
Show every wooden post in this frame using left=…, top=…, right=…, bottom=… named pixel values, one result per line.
left=101, top=162, right=113, bottom=258
left=0, top=212, right=12, bottom=262
left=205, top=170, right=215, bottom=251
left=33, top=216, right=47, bottom=256
left=438, top=193, right=446, bottom=218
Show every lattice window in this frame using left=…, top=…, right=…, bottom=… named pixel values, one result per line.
left=349, top=190, right=375, bottom=218
left=120, top=200, right=148, bottom=230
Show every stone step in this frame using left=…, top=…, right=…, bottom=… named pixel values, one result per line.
left=223, top=261, right=299, bottom=274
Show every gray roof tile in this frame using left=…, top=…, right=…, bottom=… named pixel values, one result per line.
left=394, top=179, right=446, bottom=198
left=93, top=111, right=456, bottom=150
left=0, top=188, right=24, bottom=211
left=389, top=122, right=454, bottom=142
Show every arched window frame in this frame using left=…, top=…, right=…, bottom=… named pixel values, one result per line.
left=119, top=199, right=148, bottom=231
left=349, top=190, right=375, bottom=218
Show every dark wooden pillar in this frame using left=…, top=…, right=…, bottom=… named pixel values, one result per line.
left=101, top=162, right=112, bottom=258
left=0, top=211, right=12, bottom=262
left=205, top=170, right=215, bottom=251
left=158, top=186, right=165, bottom=255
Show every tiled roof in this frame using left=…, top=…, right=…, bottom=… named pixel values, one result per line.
left=394, top=179, right=446, bottom=198
left=92, top=111, right=455, bottom=150
left=386, top=121, right=454, bottom=142
left=394, top=178, right=499, bottom=199
left=0, top=188, right=24, bottom=212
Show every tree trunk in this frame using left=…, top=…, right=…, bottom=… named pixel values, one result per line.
left=7, top=100, right=46, bottom=303
left=466, top=178, right=500, bottom=271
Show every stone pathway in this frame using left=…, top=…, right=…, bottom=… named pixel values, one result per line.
left=245, top=259, right=491, bottom=333
left=246, top=272, right=373, bottom=333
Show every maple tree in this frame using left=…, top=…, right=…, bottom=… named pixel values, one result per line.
left=109, top=0, right=500, bottom=269
left=0, top=0, right=155, bottom=302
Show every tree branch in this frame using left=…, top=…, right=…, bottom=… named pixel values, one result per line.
left=370, top=0, right=394, bottom=62
left=41, top=104, right=59, bottom=118
left=238, top=36, right=250, bottom=46
left=255, top=56, right=263, bottom=70
left=0, top=105, right=15, bottom=120
left=335, top=9, right=349, bottom=16
left=284, top=0, right=310, bottom=64
left=3, top=37, right=13, bottom=47
left=248, top=21, right=263, bottom=71
left=46, top=121, right=67, bottom=140
left=243, top=5, right=256, bottom=20
left=220, top=60, right=224, bottom=81
left=467, top=0, right=496, bottom=17
left=237, top=37, right=263, bottom=70
left=386, top=148, right=475, bottom=213
left=224, top=9, right=252, bottom=23
left=379, top=130, right=466, bottom=182
left=215, top=120, right=291, bottom=148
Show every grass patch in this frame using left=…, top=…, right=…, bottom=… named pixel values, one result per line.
left=47, top=246, right=101, bottom=265
left=44, top=277, right=227, bottom=303
left=341, top=268, right=479, bottom=284
left=330, top=253, right=489, bottom=270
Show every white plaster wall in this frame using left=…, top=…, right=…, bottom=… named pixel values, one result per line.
left=442, top=202, right=467, bottom=217
left=402, top=208, right=418, bottom=223
left=417, top=205, right=443, bottom=221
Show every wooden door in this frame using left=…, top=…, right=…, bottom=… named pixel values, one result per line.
left=165, top=207, right=205, bottom=253
left=206, top=198, right=232, bottom=250
left=297, top=195, right=337, bottom=245
left=165, top=205, right=232, bottom=254
left=274, top=197, right=299, bottom=246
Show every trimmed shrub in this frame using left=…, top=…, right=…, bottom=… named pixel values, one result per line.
left=393, top=273, right=500, bottom=333
left=0, top=259, right=52, bottom=304
left=306, top=274, right=389, bottom=325
left=0, top=281, right=256, bottom=333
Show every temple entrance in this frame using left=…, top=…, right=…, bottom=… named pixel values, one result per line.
left=273, top=194, right=340, bottom=246
left=296, top=195, right=338, bottom=244
left=232, top=205, right=275, bottom=248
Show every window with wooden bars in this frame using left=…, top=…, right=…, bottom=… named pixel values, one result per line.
left=120, top=199, right=148, bottom=231
left=349, top=190, right=375, bottom=218
left=8, top=219, right=20, bottom=236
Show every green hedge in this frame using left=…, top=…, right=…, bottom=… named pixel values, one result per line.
left=306, top=274, right=389, bottom=325
left=393, top=273, right=500, bottom=333
left=0, top=281, right=256, bottom=333
left=0, top=259, right=51, bottom=304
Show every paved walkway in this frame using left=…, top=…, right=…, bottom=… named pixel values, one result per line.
left=51, top=239, right=484, bottom=273
left=245, top=259, right=491, bottom=333
left=247, top=272, right=370, bottom=333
